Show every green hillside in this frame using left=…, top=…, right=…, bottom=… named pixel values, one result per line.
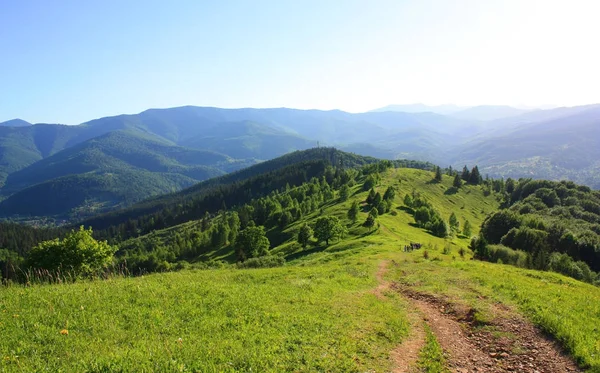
left=2, top=164, right=599, bottom=372
left=0, top=131, right=254, bottom=219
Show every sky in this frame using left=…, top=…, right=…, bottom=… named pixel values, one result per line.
left=1, top=0, right=600, bottom=124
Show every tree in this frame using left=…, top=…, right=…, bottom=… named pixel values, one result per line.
left=363, top=175, right=376, bottom=191
left=373, top=192, right=382, bottom=207
left=453, top=174, right=462, bottom=188
left=469, top=166, right=481, bottom=185
left=449, top=212, right=460, bottom=234
left=404, top=193, right=414, bottom=208
left=364, top=214, right=376, bottom=231
left=383, top=186, right=396, bottom=202
left=347, top=200, right=360, bottom=223
left=367, top=188, right=376, bottom=204
left=236, top=226, right=270, bottom=262
left=461, top=166, right=470, bottom=181
left=463, top=219, right=472, bottom=237
left=297, top=223, right=313, bottom=248
left=26, top=226, right=115, bottom=276
left=434, top=166, right=443, bottom=183
left=314, top=216, right=347, bottom=245
left=227, top=212, right=241, bottom=245
left=339, top=184, right=350, bottom=201
left=211, top=221, right=229, bottom=247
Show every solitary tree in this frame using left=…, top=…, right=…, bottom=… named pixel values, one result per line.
left=297, top=223, right=313, bottom=248
left=26, top=226, right=115, bottom=276
left=449, top=212, right=460, bottom=234
left=236, top=226, right=270, bottom=262
left=404, top=193, right=414, bottom=208
left=383, top=186, right=396, bottom=201
left=364, top=214, right=376, bottom=231
left=347, top=200, right=360, bottom=223
left=453, top=174, right=462, bottom=188
left=367, top=188, right=376, bottom=204
left=463, top=219, right=472, bottom=237
left=469, top=166, right=481, bottom=185
left=314, top=216, right=347, bottom=245
left=434, top=166, right=443, bottom=183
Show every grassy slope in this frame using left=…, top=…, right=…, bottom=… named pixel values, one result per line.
left=2, top=168, right=600, bottom=372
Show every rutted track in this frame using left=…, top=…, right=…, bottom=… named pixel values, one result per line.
left=376, top=261, right=583, bottom=373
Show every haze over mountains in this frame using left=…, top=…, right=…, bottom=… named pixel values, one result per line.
left=0, top=102, right=598, bottom=220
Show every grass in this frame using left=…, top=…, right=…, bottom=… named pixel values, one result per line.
left=417, top=326, right=448, bottom=373
left=2, top=168, right=600, bottom=371
left=0, top=262, right=408, bottom=372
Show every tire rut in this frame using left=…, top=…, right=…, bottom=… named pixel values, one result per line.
left=395, top=284, right=583, bottom=373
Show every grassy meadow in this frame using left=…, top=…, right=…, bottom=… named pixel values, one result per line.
left=2, top=168, right=600, bottom=372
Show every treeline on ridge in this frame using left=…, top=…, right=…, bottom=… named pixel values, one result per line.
left=473, top=178, right=600, bottom=284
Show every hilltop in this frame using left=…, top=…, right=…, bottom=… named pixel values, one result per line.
left=1, top=154, right=599, bottom=372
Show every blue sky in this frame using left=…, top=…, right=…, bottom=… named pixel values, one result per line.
left=2, top=0, right=599, bottom=124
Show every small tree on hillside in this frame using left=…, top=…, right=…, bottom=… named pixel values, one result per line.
left=469, top=166, right=481, bottom=185
left=404, top=193, right=414, bottom=208
left=453, top=174, right=462, bottom=188
left=434, top=166, right=443, bottom=183
left=297, top=223, right=313, bottom=249
left=339, top=184, right=350, bottom=201
left=314, top=216, right=347, bottom=245
left=26, top=226, right=115, bottom=276
left=463, top=219, right=472, bottom=237
left=449, top=212, right=460, bottom=234
left=461, top=166, right=470, bottom=181
left=367, top=188, right=376, bottom=204
left=236, top=226, right=270, bottom=262
left=364, top=213, right=376, bottom=232
left=347, top=200, right=360, bottom=223
left=383, top=186, right=396, bottom=202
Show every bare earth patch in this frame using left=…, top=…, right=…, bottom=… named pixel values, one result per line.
left=375, top=260, right=426, bottom=372
left=395, top=284, right=582, bottom=373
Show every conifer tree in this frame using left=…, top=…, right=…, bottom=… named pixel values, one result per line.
left=347, top=200, right=360, bottom=223
left=434, top=166, right=443, bottom=183
left=461, top=166, right=470, bottom=181
left=453, top=174, right=462, bottom=188
left=297, top=223, right=313, bottom=248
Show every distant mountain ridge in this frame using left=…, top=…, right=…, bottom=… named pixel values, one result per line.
left=0, top=103, right=598, bottom=221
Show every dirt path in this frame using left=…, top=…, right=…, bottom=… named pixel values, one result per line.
left=395, top=285, right=583, bottom=373
left=375, top=260, right=426, bottom=372
left=374, top=261, right=582, bottom=373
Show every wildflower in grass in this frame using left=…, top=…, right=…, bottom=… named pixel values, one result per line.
left=60, top=329, right=69, bottom=335
left=13, top=314, right=19, bottom=318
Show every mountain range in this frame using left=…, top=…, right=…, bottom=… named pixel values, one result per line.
left=0, top=103, right=598, bottom=220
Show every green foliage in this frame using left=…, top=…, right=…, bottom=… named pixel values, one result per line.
left=347, top=200, right=360, bottom=223
left=314, top=216, right=347, bottom=245
left=235, top=226, right=270, bottom=262
left=297, top=223, right=313, bottom=248
left=339, top=184, right=350, bottom=201
left=462, top=219, right=472, bottom=237
left=26, top=226, right=115, bottom=277
left=236, top=254, right=285, bottom=269
left=453, top=173, right=462, bottom=188
left=448, top=212, right=459, bottom=234
left=433, top=166, right=443, bottom=183
left=417, top=326, right=448, bottom=372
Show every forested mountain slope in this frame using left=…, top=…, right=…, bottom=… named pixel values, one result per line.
left=0, top=131, right=253, bottom=219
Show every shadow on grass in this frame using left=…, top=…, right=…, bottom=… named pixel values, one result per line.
left=397, top=206, right=414, bottom=214
left=444, top=186, right=459, bottom=195
left=285, top=245, right=326, bottom=261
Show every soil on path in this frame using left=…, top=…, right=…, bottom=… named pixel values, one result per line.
left=374, top=260, right=426, bottom=372
left=395, top=285, right=583, bottom=373
left=374, top=260, right=582, bottom=373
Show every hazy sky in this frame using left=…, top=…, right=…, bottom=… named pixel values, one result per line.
left=2, top=0, right=599, bottom=124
